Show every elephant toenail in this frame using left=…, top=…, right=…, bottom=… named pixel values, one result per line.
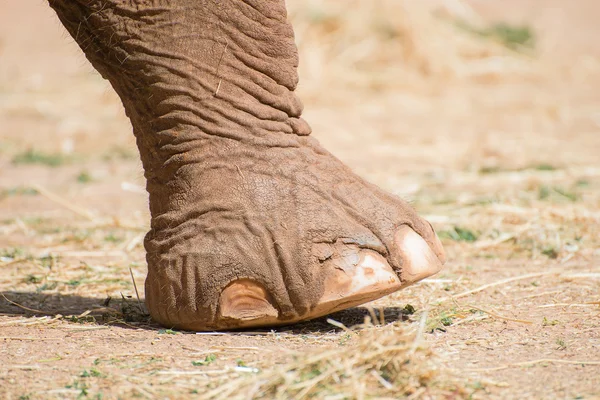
left=218, top=279, right=279, bottom=323
left=394, top=225, right=444, bottom=286
left=316, top=250, right=402, bottom=315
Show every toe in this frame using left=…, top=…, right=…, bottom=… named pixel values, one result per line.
left=394, top=225, right=444, bottom=287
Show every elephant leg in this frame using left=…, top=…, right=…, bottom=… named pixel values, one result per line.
left=47, top=0, right=445, bottom=331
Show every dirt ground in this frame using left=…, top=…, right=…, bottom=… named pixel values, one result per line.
left=1, top=1, right=599, bottom=399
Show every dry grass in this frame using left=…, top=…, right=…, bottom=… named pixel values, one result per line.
left=197, top=320, right=464, bottom=400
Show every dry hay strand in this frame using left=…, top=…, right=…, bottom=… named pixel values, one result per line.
left=201, top=320, right=464, bottom=400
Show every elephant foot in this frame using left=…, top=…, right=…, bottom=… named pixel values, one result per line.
left=143, top=138, right=446, bottom=331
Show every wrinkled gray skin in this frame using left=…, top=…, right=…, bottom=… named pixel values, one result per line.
left=47, top=0, right=442, bottom=330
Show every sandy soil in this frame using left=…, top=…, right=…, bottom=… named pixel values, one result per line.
left=0, top=1, right=599, bottom=399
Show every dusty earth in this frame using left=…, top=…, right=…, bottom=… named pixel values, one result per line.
left=1, top=0, right=599, bottom=399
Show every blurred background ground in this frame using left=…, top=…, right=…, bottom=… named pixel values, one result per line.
left=0, top=0, right=599, bottom=399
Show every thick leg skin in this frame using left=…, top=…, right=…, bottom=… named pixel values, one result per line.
left=47, top=0, right=445, bottom=330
